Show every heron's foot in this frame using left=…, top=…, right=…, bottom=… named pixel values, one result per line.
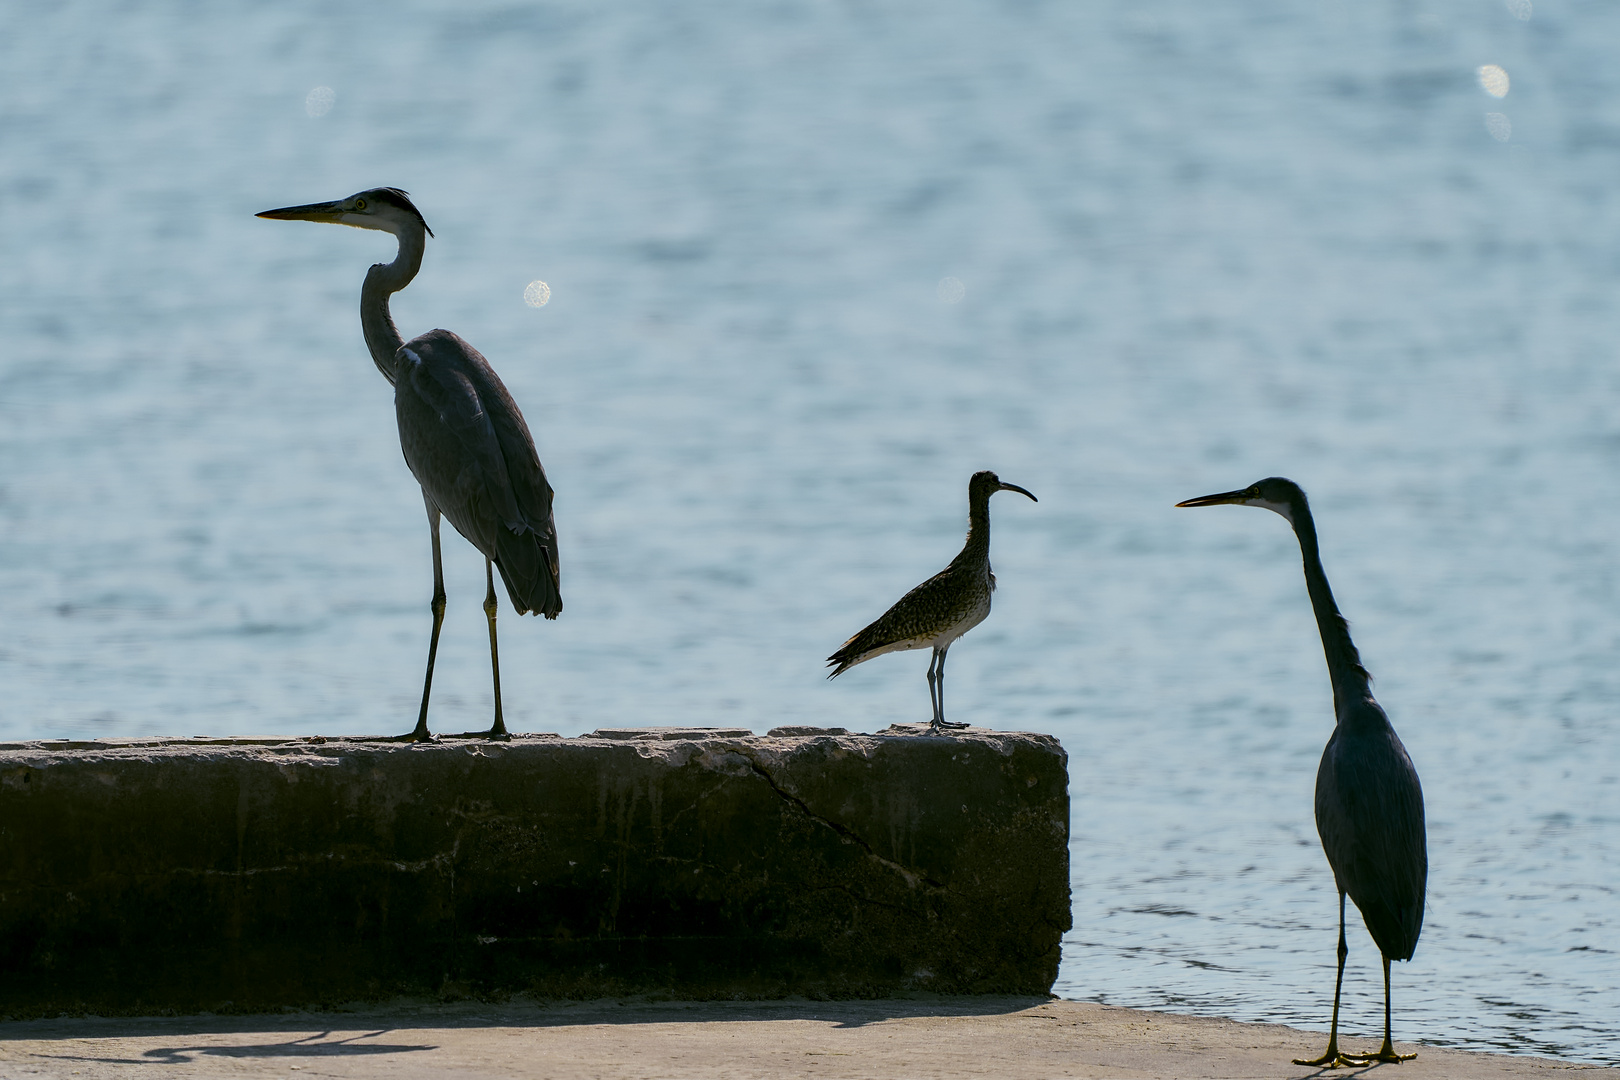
left=390, top=728, right=438, bottom=743
left=928, top=719, right=970, bottom=733
left=1292, top=1049, right=1367, bottom=1069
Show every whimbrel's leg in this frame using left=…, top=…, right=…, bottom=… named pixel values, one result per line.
left=933, top=650, right=946, bottom=725
left=1345, top=957, right=1416, bottom=1064
left=450, top=559, right=511, bottom=741
left=402, top=502, right=446, bottom=742
left=1293, top=891, right=1363, bottom=1068
left=930, top=644, right=969, bottom=732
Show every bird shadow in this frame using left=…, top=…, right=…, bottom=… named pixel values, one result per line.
left=1290, top=1059, right=1394, bottom=1077
left=26, top=1028, right=434, bottom=1066
left=486, top=994, right=1053, bottom=1031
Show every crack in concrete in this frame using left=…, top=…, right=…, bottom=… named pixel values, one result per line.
left=802, top=882, right=917, bottom=914
left=741, top=756, right=946, bottom=891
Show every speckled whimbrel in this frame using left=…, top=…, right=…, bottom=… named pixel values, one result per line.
left=827, top=471, right=1037, bottom=734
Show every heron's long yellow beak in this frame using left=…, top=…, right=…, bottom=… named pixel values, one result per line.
left=255, top=200, right=349, bottom=224
left=1175, top=488, right=1251, bottom=508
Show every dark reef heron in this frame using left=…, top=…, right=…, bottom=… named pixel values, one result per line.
left=1178, top=477, right=1427, bottom=1068
left=827, top=470, right=1036, bottom=734
left=258, top=188, right=561, bottom=742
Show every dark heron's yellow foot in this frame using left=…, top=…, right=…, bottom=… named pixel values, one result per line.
left=1345, top=1046, right=1416, bottom=1065
left=1292, top=1049, right=1366, bottom=1069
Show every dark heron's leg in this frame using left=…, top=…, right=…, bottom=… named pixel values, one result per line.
left=449, top=559, right=511, bottom=741
left=1347, top=956, right=1416, bottom=1064
left=402, top=505, right=446, bottom=742
left=930, top=643, right=969, bottom=732
left=1293, top=891, right=1362, bottom=1068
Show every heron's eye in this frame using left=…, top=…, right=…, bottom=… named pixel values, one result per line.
left=354, top=199, right=367, bottom=210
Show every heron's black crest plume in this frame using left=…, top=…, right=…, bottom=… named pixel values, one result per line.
left=368, top=187, right=434, bottom=237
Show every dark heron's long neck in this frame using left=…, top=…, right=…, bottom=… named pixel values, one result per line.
left=360, top=224, right=426, bottom=386
left=1290, top=502, right=1372, bottom=718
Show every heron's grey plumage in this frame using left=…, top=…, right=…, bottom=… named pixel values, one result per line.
left=396, top=330, right=560, bottom=618
left=1178, top=476, right=1426, bottom=1067
left=258, top=187, right=560, bottom=741
left=828, top=470, right=1036, bottom=733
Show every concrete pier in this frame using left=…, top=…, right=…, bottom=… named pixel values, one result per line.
left=0, top=726, right=1068, bottom=1016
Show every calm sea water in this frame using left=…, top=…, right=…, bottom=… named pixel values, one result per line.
left=1, top=0, right=1616, bottom=1063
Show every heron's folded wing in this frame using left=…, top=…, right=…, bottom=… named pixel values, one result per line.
left=396, top=341, right=518, bottom=544
left=413, top=330, right=556, bottom=533
left=397, top=332, right=561, bottom=617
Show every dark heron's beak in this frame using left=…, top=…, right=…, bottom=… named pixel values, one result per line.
left=1175, top=487, right=1251, bottom=508
left=255, top=199, right=349, bottom=225
left=999, top=482, right=1038, bottom=502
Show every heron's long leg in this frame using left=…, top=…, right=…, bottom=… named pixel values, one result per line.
left=405, top=504, right=446, bottom=742
left=483, top=558, right=509, bottom=739
left=449, top=559, right=511, bottom=741
left=1293, top=891, right=1363, bottom=1068
left=931, top=643, right=969, bottom=732
left=1346, top=956, right=1416, bottom=1064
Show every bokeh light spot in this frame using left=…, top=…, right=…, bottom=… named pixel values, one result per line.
left=1478, top=65, right=1510, bottom=99
left=937, top=276, right=965, bottom=304
left=1485, top=112, right=1512, bottom=141
left=305, top=86, right=336, bottom=118
left=524, top=280, right=552, bottom=308
left=1504, top=0, right=1531, bottom=20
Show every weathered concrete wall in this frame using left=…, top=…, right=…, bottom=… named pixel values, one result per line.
left=0, top=726, right=1068, bottom=1016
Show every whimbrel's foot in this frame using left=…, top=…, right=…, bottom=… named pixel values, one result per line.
left=444, top=726, right=512, bottom=742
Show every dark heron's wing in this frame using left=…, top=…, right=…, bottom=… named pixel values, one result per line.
left=1314, top=699, right=1428, bottom=961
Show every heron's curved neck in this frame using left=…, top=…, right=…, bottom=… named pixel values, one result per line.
left=360, top=225, right=425, bottom=385
left=1289, top=503, right=1373, bottom=719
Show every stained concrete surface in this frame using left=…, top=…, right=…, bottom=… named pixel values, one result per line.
left=0, top=998, right=1612, bottom=1079
left=0, top=728, right=1068, bottom=1012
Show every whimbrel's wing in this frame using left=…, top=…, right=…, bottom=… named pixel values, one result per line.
left=826, top=565, right=968, bottom=676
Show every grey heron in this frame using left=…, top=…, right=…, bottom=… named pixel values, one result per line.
left=258, top=188, right=560, bottom=741
left=1178, top=477, right=1426, bottom=1067
left=827, top=470, right=1036, bottom=734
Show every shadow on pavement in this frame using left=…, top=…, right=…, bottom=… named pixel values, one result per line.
left=0, top=993, right=1053, bottom=1046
